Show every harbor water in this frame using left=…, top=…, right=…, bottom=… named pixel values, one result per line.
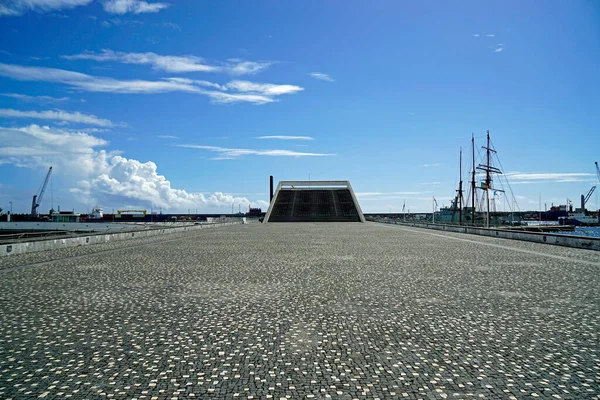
left=554, top=226, right=600, bottom=238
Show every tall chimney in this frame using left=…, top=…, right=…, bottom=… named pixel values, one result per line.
left=270, top=175, right=274, bottom=202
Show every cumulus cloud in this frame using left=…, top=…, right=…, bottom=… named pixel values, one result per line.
left=1, top=93, right=71, bottom=103
left=309, top=72, right=334, bottom=82
left=63, top=50, right=272, bottom=75
left=73, top=158, right=266, bottom=211
left=177, top=145, right=334, bottom=159
left=0, top=0, right=92, bottom=16
left=102, top=0, right=169, bottom=14
left=0, top=124, right=266, bottom=211
left=0, top=63, right=302, bottom=104
left=0, top=108, right=115, bottom=127
left=256, top=136, right=314, bottom=141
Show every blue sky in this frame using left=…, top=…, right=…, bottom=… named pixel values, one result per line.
left=0, top=0, right=599, bottom=214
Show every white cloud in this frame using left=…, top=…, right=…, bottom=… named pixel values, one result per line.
left=225, top=59, right=271, bottom=75
left=0, top=108, right=115, bottom=127
left=0, top=0, right=92, bottom=16
left=102, top=0, right=169, bottom=15
left=0, top=63, right=302, bottom=104
left=356, top=191, right=426, bottom=197
left=257, top=136, right=315, bottom=141
left=494, top=47, right=504, bottom=53
left=422, top=163, right=439, bottom=167
left=0, top=124, right=266, bottom=211
left=309, top=72, right=334, bottom=82
left=1, top=93, right=70, bottom=103
left=176, top=145, right=334, bottom=159
left=486, top=34, right=495, bottom=37
left=505, top=172, right=594, bottom=181
left=225, top=80, right=303, bottom=96
left=472, top=34, right=480, bottom=37
left=63, top=50, right=272, bottom=75
left=205, top=91, right=274, bottom=105
left=506, top=172, right=595, bottom=184
left=64, top=50, right=218, bottom=73
left=161, top=22, right=180, bottom=31
left=157, top=135, right=178, bottom=139
left=0, top=125, right=108, bottom=165
left=0, top=62, right=199, bottom=93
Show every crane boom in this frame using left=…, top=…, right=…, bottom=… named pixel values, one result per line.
left=584, top=186, right=596, bottom=204
left=30, top=166, right=53, bottom=216
left=596, top=161, right=600, bottom=182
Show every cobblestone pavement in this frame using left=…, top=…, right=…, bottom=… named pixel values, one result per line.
left=0, top=222, right=598, bottom=399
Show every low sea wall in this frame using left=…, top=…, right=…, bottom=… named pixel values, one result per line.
left=0, top=220, right=244, bottom=258
left=374, top=220, right=600, bottom=251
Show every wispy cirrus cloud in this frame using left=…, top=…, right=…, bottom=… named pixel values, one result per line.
left=356, top=191, right=426, bottom=197
left=63, top=50, right=218, bottom=73
left=422, top=163, right=439, bottom=167
left=493, top=43, right=505, bottom=53
left=176, top=144, right=334, bottom=159
left=160, top=22, right=180, bottom=31
left=0, top=0, right=93, bottom=16
left=506, top=172, right=595, bottom=184
left=309, top=72, right=334, bottom=82
left=0, top=63, right=302, bottom=105
left=1, top=93, right=71, bottom=104
left=225, top=58, right=271, bottom=75
left=63, top=50, right=272, bottom=75
left=102, top=0, right=169, bottom=15
left=157, top=135, right=178, bottom=139
left=257, top=136, right=314, bottom=141
left=225, top=80, right=303, bottom=96
left=0, top=108, right=116, bottom=127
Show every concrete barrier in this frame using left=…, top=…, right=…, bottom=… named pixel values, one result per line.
left=0, top=221, right=244, bottom=258
left=373, top=220, right=600, bottom=251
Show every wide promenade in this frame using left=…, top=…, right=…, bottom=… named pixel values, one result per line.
left=0, top=222, right=598, bottom=399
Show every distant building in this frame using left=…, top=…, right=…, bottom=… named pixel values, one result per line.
left=51, top=211, right=81, bottom=223
left=247, top=208, right=262, bottom=217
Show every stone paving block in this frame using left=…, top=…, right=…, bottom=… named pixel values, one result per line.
left=0, top=222, right=598, bottom=399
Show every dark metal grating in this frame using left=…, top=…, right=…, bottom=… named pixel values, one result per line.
left=268, top=189, right=361, bottom=222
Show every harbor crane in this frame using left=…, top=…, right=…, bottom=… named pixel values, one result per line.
left=579, top=161, right=598, bottom=212
left=30, top=166, right=52, bottom=217
left=581, top=186, right=596, bottom=211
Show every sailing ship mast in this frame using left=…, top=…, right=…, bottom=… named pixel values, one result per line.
left=476, top=130, right=503, bottom=227
left=457, top=148, right=463, bottom=224
left=471, top=134, right=475, bottom=225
